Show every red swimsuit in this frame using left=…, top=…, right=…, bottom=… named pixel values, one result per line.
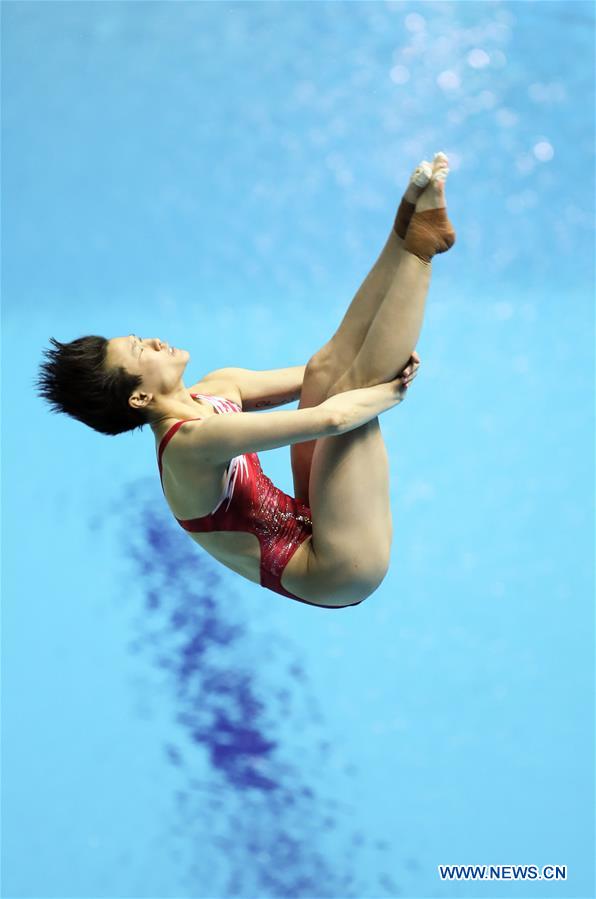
left=157, top=393, right=360, bottom=608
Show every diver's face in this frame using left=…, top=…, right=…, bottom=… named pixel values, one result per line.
left=106, top=334, right=190, bottom=402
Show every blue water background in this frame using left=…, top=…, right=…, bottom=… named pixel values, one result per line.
left=2, top=2, right=594, bottom=897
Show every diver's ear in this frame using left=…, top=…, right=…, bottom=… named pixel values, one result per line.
left=128, top=391, right=153, bottom=411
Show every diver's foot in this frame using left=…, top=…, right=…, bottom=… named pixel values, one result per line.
left=404, top=152, right=456, bottom=262
left=393, top=160, right=433, bottom=239
left=414, top=152, right=449, bottom=212
left=404, top=160, right=433, bottom=204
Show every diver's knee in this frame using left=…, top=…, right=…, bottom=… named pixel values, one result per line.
left=304, top=342, right=347, bottom=395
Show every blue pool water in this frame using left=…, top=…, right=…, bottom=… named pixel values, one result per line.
left=2, top=2, right=594, bottom=897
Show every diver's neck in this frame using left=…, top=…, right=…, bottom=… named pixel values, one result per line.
left=149, top=390, right=203, bottom=434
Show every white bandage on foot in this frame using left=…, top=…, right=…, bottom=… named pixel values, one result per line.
left=432, top=151, right=450, bottom=182
left=411, top=161, right=433, bottom=188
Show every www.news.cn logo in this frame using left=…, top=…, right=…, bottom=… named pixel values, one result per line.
left=438, top=864, right=567, bottom=881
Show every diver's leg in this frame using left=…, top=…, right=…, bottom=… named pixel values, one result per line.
left=311, top=159, right=434, bottom=381
left=291, top=155, right=454, bottom=502
left=282, top=418, right=393, bottom=607
left=332, top=164, right=456, bottom=392
left=330, top=253, right=432, bottom=392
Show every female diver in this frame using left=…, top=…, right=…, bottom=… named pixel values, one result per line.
left=36, top=151, right=455, bottom=609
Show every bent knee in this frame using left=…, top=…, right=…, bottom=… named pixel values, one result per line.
left=306, top=342, right=335, bottom=378
left=307, top=338, right=354, bottom=386
left=335, top=563, right=389, bottom=605
left=312, top=550, right=390, bottom=606
left=353, top=558, right=390, bottom=598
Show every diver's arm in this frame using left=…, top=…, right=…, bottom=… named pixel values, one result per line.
left=173, top=378, right=407, bottom=465
left=202, top=365, right=306, bottom=410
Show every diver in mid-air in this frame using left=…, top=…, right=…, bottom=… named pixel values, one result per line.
left=36, top=152, right=455, bottom=608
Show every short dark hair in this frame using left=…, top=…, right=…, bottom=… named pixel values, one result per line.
left=35, top=335, right=150, bottom=436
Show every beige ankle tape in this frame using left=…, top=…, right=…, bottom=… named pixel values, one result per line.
left=403, top=208, right=456, bottom=263
left=393, top=198, right=416, bottom=240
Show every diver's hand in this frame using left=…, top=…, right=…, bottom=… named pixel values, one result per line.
left=321, top=352, right=422, bottom=435
left=399, top=351, right=421, bottom=392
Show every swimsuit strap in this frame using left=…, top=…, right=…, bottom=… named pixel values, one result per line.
left=157, top=392, right=235, bottom=481
left=157, top=417, right=202, bottom=479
